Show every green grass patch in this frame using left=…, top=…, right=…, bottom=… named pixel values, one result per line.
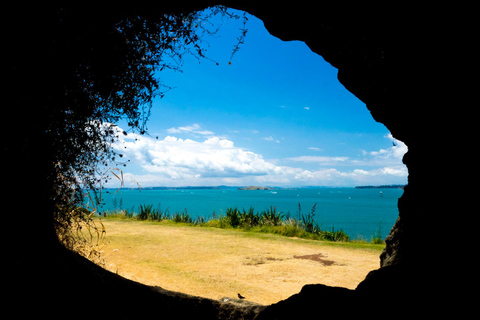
left=97, top=202, right=386, bottom=246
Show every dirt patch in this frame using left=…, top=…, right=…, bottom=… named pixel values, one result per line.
left=243, top=256, right=266, bottom=266
left=265, top=257, right=283, bottom=261
left=293, top=253, right=336, bottom=266
left=243, top=255, right=284, bottom=266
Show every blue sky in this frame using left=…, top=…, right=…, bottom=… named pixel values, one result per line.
left=109, top=8, right=408, bottom=188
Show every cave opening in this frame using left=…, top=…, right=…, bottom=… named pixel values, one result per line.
left=80, top=7, right=408, bottom=305
left=12, top=3, right=469, bottom=318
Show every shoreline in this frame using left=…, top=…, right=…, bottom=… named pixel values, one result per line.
left=98, top=207, right=385, bottom=244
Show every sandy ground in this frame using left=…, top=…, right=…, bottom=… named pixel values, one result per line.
left=96, top=219, right=383, bottom=305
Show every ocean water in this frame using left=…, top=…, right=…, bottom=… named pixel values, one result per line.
left=96, top=187, right=403, bottom=240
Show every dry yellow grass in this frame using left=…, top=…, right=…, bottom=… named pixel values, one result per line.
left=97, top=219, right=383, bottom=305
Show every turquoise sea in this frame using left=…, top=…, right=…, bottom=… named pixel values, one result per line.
left=96, top=187, right=403, bottom=240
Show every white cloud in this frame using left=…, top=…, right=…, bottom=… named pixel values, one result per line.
left=111, top=126, right=408, bottom=187
left=166, top=123, right=214, bottom=135
left=381, top=166, right=408, bottom=176
left=287, top=156, right=349, bottom=165
left=288, top=134, right=407, bottom=168
left=264, top=136, right=280, bottom=143
left=360, top=133, right=408, bottom=166
left=196, top=130, right=215, bottom=135
left=115, top=131, right=277, bottom=181
left=308, top=147, right=322, bottom=151
left=166, top=127, right=182, bottom=134
left=304, top=107, right=310, bottom=110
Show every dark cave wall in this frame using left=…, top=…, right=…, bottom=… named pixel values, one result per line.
left=7, top=2, right=467, bottom=318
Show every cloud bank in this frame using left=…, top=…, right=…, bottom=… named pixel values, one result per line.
left=111, top=126, right=408, bottom=187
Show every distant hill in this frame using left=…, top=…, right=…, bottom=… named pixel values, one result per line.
left=104, top=186, right=239, bottom=191
left=103, top=185, right=406, bottom=191
left=355, top=185, right=406, bottom=189
left=140, top=186, right=239, bottom=190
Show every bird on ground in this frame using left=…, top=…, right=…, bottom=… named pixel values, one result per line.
left=237, top=293, right=245, bottom=299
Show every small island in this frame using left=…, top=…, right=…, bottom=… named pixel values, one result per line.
left=238, top=186, right=275, bottom=191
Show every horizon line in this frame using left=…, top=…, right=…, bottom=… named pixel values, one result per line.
left=101, top=184, right=406, bottom=190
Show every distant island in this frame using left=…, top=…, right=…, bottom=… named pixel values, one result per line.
left=355, top=184, right=406, bottom=189
left=238, top=186, right=275, bottom=191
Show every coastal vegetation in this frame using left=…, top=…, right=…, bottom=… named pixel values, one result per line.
left=98, top=202, right=377, bottom=243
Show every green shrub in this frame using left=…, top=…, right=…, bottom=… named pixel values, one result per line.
left=138, top=204, right=154, bottom=220
left=261, top=206, right=283, bottom=226
left=123, top=208, right=134, bottom=218
left=371, top=221, right=384, bottom=244
left=226, top=207, right=241, bottom=227
left=196, top=216, right=209, bottom=225
left=136, top=203, right=170, bottom=221
left=172, top=209, right=193, bottom=224
left=282, top=225, right=303, bottom=237
left=240, top=206, right=261, bottom=227
left=321, top=225, right=350, bottom=242
left=299, top=202, right=321, bottom=233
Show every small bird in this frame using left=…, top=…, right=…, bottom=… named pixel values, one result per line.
left=237, top=293, right=245, bottom=300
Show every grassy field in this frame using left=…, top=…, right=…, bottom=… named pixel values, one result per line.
left=94, top=218, right=384, bottom=305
